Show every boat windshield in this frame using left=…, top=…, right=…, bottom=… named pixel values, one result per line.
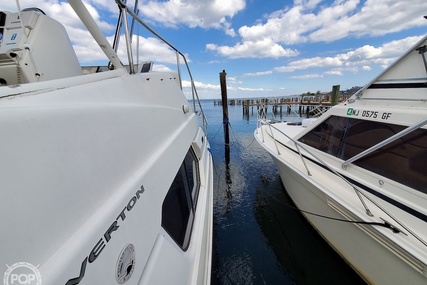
left=299, top=116, right=427, bottom=193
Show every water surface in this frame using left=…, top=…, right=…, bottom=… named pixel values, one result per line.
left=203, top=101, right=365, bottom=285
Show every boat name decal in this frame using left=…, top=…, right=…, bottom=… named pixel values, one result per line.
left=65, top=185, right=145, bottom=285
left=347, top=108, right=392, bottom=120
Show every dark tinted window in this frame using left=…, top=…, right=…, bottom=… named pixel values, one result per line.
left=299, top=116, right=348, bottom=157
left=300, top=116, right=427, bottom=193
left=184, top=150, right=200, bottom=203
left=0, top=12, right=6, bottom=26
left=161, top=148, right=200, bottom=250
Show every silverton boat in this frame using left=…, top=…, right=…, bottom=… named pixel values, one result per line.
left=0, top=1, right=213, bottom=284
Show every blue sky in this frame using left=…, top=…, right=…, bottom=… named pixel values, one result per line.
left=3, top=0, right=427, bottom=99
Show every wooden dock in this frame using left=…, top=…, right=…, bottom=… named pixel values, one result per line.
left=213, top=98, right=344, bottom=118
left=213, top=85, right=356, bottom=118
left=240, top=100, right=334, bottom=118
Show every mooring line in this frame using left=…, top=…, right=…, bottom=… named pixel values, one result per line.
left=209, top=123, right=224, bottom=141
left=228, top=123, right=257, bottom=149
left=259, top=184, right=401, bottom=234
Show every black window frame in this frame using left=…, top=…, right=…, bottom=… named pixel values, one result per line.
left=161, top=147, right=201, bottom=251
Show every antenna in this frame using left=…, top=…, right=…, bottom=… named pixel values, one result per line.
left=15, top=0, right=27, bottom=44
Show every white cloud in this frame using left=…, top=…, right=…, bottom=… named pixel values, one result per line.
left=206, top=38, right=299, bottom=59
left=138, top=0, right=245, bottom=32
left=182, top=78, right=269, bottom=93
left=274, top=56, right=342, bottom=72
left=324, top=70, right=343, bottom=76
left=240, top=0, right=427, bottom=44
left=71, top=32, right=181, bottom=65
left=206, top=0, right=427, bottom=59
left=237, top=87, right=271, bottom=91
left=290, top=74, right=323, bottom=79
left=238, top=5, right=316, bottom=45
left=152, top=64, right=174, bottom=72
left=225, top=28, right=237, bottom=37
left=274, top=35, right=424, bottom=73
left=10, top=1, right=117, bottom=32
left=242, top=71, right=273, bottom=77
left=2, top=0, right=193, bottom=66
left=227, top=76, right=243, bottom=84
left=182, top=80, right=220, bottom=90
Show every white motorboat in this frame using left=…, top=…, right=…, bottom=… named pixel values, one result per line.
left=0, top=1, right=213, bottom=284
left=255, top=35, right=427, bottom=284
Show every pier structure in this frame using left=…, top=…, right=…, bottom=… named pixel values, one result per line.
left=240, top=98, right=331, bottom=118
left=215, top=85, right=356, bottom=118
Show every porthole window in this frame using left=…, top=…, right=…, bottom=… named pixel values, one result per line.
left=161, top=148, right=200, bottom=250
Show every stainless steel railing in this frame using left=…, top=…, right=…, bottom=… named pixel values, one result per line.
left=256, top=117, right=427, bottom=247
left=114, top=0, right=208, bottom=131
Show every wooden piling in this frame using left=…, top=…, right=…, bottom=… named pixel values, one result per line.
left=219, top=70, right=230, bottom=146
left=331, top=85, right=340, bottom=106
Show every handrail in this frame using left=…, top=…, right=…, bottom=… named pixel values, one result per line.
left=114, top=0, right=208, bottom=131
left=120, top=4, right=135, bottom=74
left=416, top=44, right=427, bottom=75
left=342, top=117, right=427, bottom=169
left=257, top=119, right=427, bottom=247
left=310, top=105, right=329, bottom=118
left=259, top=118, right=373, bottom=217
left=69, top=0, right=124, bottom=70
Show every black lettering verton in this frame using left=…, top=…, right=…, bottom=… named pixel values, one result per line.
left=104, top=221, right=120, bottom=242
left=65, top=258, right=87, bottom=285
left=65, top=186, right=145, bottom=284
left=89, top=239, right=105, bottom=263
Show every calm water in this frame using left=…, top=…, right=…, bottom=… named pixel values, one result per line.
left=201, top=100, right=366, bottom=285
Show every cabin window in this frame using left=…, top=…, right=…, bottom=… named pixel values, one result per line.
left=161, top=148, right=200, bottom=250
left=300, top=116, right=427, bottom=193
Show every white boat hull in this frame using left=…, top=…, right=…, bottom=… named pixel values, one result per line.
left=256, top=34, right=427, bottom=284
left=0, top=4, right=213, bottom=284
left=270, top=153, right=426, bottom=284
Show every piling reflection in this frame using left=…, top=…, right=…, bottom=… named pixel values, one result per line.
left=224, top=143, right=233, bottom=212
left=206, top=101, right=365, bottom=285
